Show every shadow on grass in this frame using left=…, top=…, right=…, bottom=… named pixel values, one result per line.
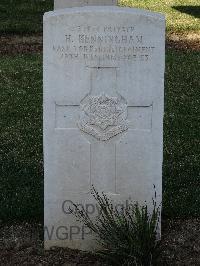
left=172, top=6, right=200, bottom=18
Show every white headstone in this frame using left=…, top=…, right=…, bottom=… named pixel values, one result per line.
left=44, top=6, right=165, bottom=250
left=54, top=0, right=117, bottom=9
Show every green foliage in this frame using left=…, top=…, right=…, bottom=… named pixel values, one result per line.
left=72, top=187, right=160, bottom=266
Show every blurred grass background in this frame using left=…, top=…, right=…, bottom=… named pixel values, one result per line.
left=0, top=0, right=199, bottom=34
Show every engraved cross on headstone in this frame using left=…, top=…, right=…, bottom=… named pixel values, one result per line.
left=55, top=67, right=152, bottom=193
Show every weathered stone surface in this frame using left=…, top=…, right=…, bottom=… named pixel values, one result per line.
left=54, top=0, right=117, bottom=9
left=44, top=6, right=165, bottom=251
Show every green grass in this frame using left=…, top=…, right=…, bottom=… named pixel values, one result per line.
left=0, top=55, right=43, bottom=221
left=119, top=0, right=200, bottom=33
left=0, top=51, right=199, bottom=221
left=0, top=0, right=199, bottom=35
left=163, top=50, right=200, bottom=217
left=0, top=0, right=53, bottom=35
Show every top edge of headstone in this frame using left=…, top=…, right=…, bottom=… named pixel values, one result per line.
left=54, top=0, right=117, bottom=9
left=44, top=6, right=165, bottom=21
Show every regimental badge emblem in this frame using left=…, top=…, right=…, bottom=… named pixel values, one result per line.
left=78, top=94, right=128, bottom=141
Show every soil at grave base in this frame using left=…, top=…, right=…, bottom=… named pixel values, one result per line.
left=0, top=35, right=43, bottom=55
left=167, top=32, right=200, bottom=51
left=0, top=219, right=200, bottom=265
left=0, top=32, right=199, bottom=55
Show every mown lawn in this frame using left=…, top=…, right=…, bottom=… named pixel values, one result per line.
left=120, top=0, right=200, bottom=32
left=163, top=50, right=200, bottom=217
left=0, top=55, right=43, bottom=221
left=0, top=0, right=199, bottom=34
left=0, top=51, right=199, bottom=221
left=0, top=0, right=53, bottom=34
